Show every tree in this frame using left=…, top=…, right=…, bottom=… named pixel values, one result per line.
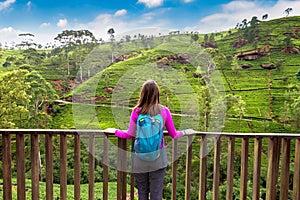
left=209, top=33, right=215, bottom=42
left=241, top=19, right=248, bottom=28
left=22, top=48, right=43, bottom=65
left=24, top=71, right=58, bottom=128
left=107, top=28, right=115, bottom=63
left=284, top=8, right=293, bottom=17
left=54, top=30, right=97, bottom=75
left=17, top=33, right=36, bottom=49
left=283, top=36, right=294, bottom=49
left=231, top=55, right=240, bottom=76
left=0, top=70, right=30, bottom=128
left=291, top=97, right=300, bottom=130
left=191, top=34, right=199, bottom=43
left=204, top=34, right=209, bottom=43
left=249, top=16, right=260, bottom=27
left=244, top=16, right=260, bottom=42
left=262, top=14, right=268, bottom=20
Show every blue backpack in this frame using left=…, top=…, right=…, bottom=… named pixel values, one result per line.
left=133, top=113, right=164, bottom=161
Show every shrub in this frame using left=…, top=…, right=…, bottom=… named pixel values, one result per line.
left=2, top=61, right=11, bottom=67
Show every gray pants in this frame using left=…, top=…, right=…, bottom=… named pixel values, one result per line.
left=134, top=167, right=167, bottom=200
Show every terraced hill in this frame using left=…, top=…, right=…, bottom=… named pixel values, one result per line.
left=0, top=16, right=299, bottom=133
left=54, top=16, right=299, bottom=133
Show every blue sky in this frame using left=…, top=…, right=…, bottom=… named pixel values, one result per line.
left=0, top=0, right=300, bottom=46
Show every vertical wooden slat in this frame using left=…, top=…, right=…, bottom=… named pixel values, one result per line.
left=199, top=136, right=207, bottom=200
left=31, top=133, right=40, bottom=200
left=60, top=133, right=67, bottom=200
left=103, top=135, right=109, bottom=200
left=89, top=135, right=95, bottom=200
left=130, top=138, right=135, bottom=200
left=130, top=173, right=135, bottom=200
left=172, top=139, right=178, bottom=200
left=226, top=136, right=235, bottom=200
left=212, top=138, right=221, bottom=200
left=185, top=135, right=193, bottom=200
left=117, top=138, right=127, bottom=200
left=252, top=137, right=262, bottom=200
left=16, top=133, right=26, bottom=200
left=280, top=138, right=290, bottom=200
left=240, top=137, right=249, bottom=200
left=74, top=134, right=81, bottom=200
left=266, top=137, right=280, bottom=200
left=293, top=139, right=300, bottom=200
left=45, top=133, right=53, bottom=200
left=3, top=133, right=12, bottom=200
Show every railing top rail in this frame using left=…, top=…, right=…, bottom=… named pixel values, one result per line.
left=0, top=129, right=300, bottom=138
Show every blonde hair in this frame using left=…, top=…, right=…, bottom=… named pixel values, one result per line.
left=135, top=80, right=161, bottom=116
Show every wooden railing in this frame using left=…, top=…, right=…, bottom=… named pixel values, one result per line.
left=1, top=130, right=300, bottom=200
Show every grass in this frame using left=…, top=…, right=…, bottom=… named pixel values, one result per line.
left=0, top=178, right=137, bottom=200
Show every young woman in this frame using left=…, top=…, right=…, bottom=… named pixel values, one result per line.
left=114, top=80, right=190, bottom=200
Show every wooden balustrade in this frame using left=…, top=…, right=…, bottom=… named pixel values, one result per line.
left=0, top=130, right=300, bottom=200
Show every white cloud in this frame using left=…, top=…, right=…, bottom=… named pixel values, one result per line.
left=114, top=9, right=127, bottom=17
left=0, top=0, right=16, bottom=11
left=0, top=27, right=22, bottom=46
left=40, top=22, right=51, bottom=28
left=26, top=1, right=31, bottom=8
left=137, top=0, right=164, bottom=8
left=81, top=10, right=170, bottom=42
left=57, top=18, right=68, bottom=28
left=183, top=0, right=194, bottom=3
left=184, top=0, right=300, bottom=33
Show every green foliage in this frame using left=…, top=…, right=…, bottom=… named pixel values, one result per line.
left=0, top=70, right=30, bottom=128
left=2, top=61, right=11, bottom=67
left=0, top=178, right=135, bottom=200
left=191, top=34, right=199, bottom=42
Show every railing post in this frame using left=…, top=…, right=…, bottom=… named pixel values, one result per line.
left=89, top=134, right=95, bottom=200
left=130, top=138, right=135, bottom=200
left=266, top=137, right=280, bottom=200
left=117, top=138, right=127, bottom=200
left=16, top=133, right=26, bottom=200
left=60, top=133, right=67, bottom=200
left=45, top=133, right=53, bottom=200
left=226, top=136, right=235, bottom=200
left=240, top=137, right=249, bottom=200
left=212, top=138, right=221, bottom=200
left=293, top=138, right=300, bottom=200
left=280, top=138, right=290, bottom=200
left=185, top=135, right=193, bottom=200
left=31, top=133, right=40, bottom=200
left=103, top=135, right=109, bottom=200
left=252, top=137, right=262, bottom=200
left=199, top=136, right=207, bottom=200
left=74, top=133, right=81, bottom=200
left=2, top=132, right=12, bottom=200
left=172, top=139, right=178, bottom=200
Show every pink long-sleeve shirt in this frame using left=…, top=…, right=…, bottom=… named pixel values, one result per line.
left=115, top=106, right=184, bottom=140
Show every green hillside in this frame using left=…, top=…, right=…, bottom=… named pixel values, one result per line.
left=51, top=16, right=299, bottom=133
left=1, top=16, right=300, bottom=200
left=0, top=17, right=299, bottom=132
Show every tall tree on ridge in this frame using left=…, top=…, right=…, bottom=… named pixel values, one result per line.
left=107, top=28, right=115, bottom=63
